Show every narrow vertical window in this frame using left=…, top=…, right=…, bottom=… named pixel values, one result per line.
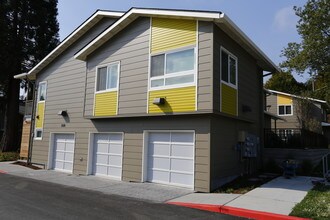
left=38, top=82, right=47, bottom=102
left=221, top=48, right=237, bottom=87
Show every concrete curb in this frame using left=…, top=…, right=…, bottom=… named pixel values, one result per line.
left=166, top=202, right=311, bottom=220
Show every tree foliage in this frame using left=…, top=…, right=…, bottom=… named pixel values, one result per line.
left=280, top=0, right=329, bottom=103
left=0, top=0, right=59, bottom=152
left=264, top=72, right=306, bottom=95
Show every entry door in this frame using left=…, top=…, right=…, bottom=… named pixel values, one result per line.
left=53, top=134, right=75, bottom=172
left=147, top=132, right=194, bottom=188
left=93, top=133, right=123, bottom=179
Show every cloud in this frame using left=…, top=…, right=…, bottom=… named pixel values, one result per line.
left=273, top=6, right=297, bottom=32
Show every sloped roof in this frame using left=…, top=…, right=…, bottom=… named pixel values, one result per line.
left=14, top=10, right=124, bottom=80
left=74, top=7, right=279, bottom=72
left=265, top=89, right=327, bottom=104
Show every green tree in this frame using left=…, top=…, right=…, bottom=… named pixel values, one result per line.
left=264, top=72, right=306, bottom=95
left=280, top=0, right=329, bottom=103
left=0, top=0, right=59, bottom=152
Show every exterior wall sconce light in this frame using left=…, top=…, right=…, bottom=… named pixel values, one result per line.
left=153, top=97, right=165, bottom=105
left=57, top=110, right=67, bottom=116
left=242, top=105, right=252, bottom=113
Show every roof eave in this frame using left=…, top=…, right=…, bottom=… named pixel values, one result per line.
left=75, top=9, right=279, bottom=74
left=75, top=8, right=222, bottom=60
left=217, top=14, right=279, bottom=73
left=13, top=10, right=124, bottom=80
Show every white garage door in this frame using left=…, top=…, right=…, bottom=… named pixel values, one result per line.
left=147, top=132, right=194, bottom=188
left=92, top=133, right=123, bottom=179
left=53, top=134, right=75, bottom=172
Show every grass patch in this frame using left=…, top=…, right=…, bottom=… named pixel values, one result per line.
left=290, top=184, right=330, bottom=220
left=213, top=174, right=278, bottom=194
left=0, top=152, right=19, bottom=162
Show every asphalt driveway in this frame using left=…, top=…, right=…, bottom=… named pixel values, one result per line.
left=0, top=174, right=242, bottom=220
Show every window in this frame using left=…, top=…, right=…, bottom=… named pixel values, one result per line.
left=35, top=129, right=42, bottom=140
left=38, top=82, right=47, bottom=102
left=221, top=49, right=237, bottom=87
left=96, top=62, right=119, bottom=92
left=150, top=48, right=196, bottom=89
left=278, top=105, right=292, bottom=116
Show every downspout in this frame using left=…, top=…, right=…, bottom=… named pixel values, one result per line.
left=27, top=79, right=36, bottom=165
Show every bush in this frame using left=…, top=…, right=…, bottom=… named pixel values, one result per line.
left=0, top=152, right=19, bottom=162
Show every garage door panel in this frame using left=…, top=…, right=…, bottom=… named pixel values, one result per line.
left=149, top=133, right=170, bottom=143
left=56, top=142, right=65, bottom=151
left=109, top=134, right=123, bottom=141
left=108, top=167, right=121, bottom=177
left=170, top=172, right=193, bottom=186
left=64, top=152, right=74, bottom=162
left=96, top=134, right=110, bottom=142
left=171, top=144, right=194, bottom=157
left=109, top=155, right=121, bottom=166
left=55, top=161, right=64, bottom=170
left=149, top=143, right=170, bottom=156
left=66, top=143, right=74, bottom=151
left=96, top=143, right=108, bottom=153
left=96, top=154, right=108, bottom=164
left=94, top=165, right=107, bottom=175
left=171, top=132, right=194, bottom=143
left=148, top=157, right=169, bottom=170
left=56, top=152, right=65, bottom=161
left=108, top=143, right=122, bottom=154
left=64, top=162, right=73, bottom=171
left=171, top=158, right=194, bottom=172
left=148, top=170, right=169, bottom=182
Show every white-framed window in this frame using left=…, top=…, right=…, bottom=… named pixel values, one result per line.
left=35, top=128, right=43, bottom=140
left=278, top=105, right=292, bottom=116
left=221, top=47, right=237, bottom=88
left=37, top=82, right=47, bottom=102
left=149, top=47, right=196, bottom=90
left=96, top=62, right=120, bottom=92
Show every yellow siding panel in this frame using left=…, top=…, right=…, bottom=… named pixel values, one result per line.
left=149, top=86, right=196, bottom=113
left=221, top=83, right=237, bottom=116
left=94, top=91, right=118, bottom=116
left=277, top=94, right=292, bottom=105
left=151, top=18, right=196, bottom=53
left=36, top=102, right=45, bottom=128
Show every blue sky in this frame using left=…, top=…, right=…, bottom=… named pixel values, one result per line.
left=57, top=0, right=306, bottom=82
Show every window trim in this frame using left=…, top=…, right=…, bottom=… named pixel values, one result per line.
left=95, top=61, right=120, bottom=94
left=34, top=128, right=43, bottom=140
left=37, top=81, right=47, bottom=103
left=220, top=47, right=238, bottom=89
left=277, top=104, right=293, bottom=116
left=149, top=46, right=197, bottom=91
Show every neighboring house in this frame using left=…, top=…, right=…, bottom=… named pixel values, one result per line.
left=265, top=89, right=328, bottom=130
left=15, top=8, right=278, bottom=192
left=264, top=89, right=329, bottom=148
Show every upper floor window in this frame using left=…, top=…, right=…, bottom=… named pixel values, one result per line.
left=38, top=82, right=47, bottom=102
left=150, top=48, right=196, bottom=89
left=96, top=62, right=119, bottom=92
left=221, top=48, right=237, bottom=87
left=278, top=105, right=292, bottom=116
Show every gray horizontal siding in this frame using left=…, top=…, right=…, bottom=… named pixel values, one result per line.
left=85, top=17, right=150, bottom=116
left=197, top=21, right=213, bottom=112
left=32, top=17, right=117, bottom=173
